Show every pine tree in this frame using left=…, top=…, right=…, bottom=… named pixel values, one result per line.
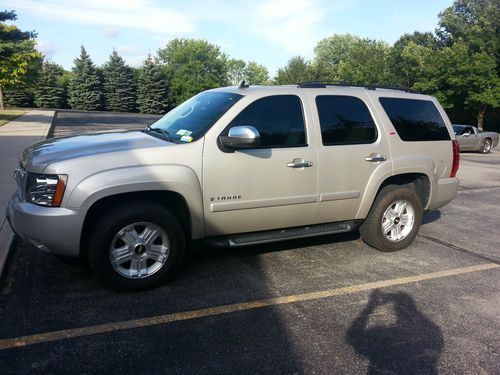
left=68, top=46, right=102, bottom=110
left=4, top=85, right=35, bottom=108
left=35, top=62, right=65, bottom=109
left=102, top=50, right=137, bottom=112
left=137, top=56, right=169, bottom=114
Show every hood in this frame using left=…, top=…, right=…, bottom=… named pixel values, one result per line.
left=21, top=131, right=169, bottom=173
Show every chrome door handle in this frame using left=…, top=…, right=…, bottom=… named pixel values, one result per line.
left=287, top=158, right=313, bottom=168
left=365, top=153, right=386, bottom=162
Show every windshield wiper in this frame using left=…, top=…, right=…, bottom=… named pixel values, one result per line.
left=144, top=125, right=174, bottom=142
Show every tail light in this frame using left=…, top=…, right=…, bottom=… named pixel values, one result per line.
left=450, top=140, right=460, bottom=177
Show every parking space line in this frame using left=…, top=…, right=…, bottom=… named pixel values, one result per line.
left=0, top=263, right=498, bottom=351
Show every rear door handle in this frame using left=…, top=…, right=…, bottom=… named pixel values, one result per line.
left=287, top=158, right=313, bottom=168
left=365, top=153, right=386, bottom=162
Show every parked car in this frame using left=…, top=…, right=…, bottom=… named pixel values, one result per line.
left=452, top=124, right=499, bottom=153
left=7, top=82, right=460, bottom=290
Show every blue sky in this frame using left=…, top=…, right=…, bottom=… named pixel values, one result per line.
left=3, top=0, right=454, bottom=75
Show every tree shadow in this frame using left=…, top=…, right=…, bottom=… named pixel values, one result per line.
left=346, top=290, right=444, bottom=375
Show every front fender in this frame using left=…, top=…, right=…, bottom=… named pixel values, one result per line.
left=66, top=165, right=205, bottom=239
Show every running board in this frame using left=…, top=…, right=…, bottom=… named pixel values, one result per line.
left=206, top=221, right=356, bottom=248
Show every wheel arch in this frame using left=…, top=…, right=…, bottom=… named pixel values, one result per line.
left=357, top=172, right=430, bottom=219
left=80, top=190, right=193, bottom=259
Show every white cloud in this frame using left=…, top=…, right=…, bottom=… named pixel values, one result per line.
left=36, top=40, right=57, bottom=61
left=116, top=46, right=141, bottom=56
left=100, top=27, right=121, bottom=39
left=14, top=0, right=195, bottom=35
left=252, top=0, right=323, bottom=53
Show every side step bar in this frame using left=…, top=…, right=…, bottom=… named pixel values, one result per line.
left=206, top=221, right=357, bottom=248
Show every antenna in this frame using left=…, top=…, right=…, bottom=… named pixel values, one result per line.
left=239, top=80, right=249, bottom=89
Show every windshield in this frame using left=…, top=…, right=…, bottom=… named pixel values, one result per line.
left=147, top=91, right=243, bottom=143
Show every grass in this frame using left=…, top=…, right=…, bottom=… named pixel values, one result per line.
left=0, top=109, right=27, bottom=126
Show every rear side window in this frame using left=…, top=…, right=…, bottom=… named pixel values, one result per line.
left=228, top=95, right=306, bottom=148
left=316, top=96, right=377, bottom=145
left=379, top=98, right=450, bottom=141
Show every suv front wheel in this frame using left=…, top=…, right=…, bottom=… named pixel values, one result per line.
left=87, top=201, right=185, bottom=290
left=360, top=184, right=423, bottom=252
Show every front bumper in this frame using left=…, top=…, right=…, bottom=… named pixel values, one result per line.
left=6, top=193, right=85, bottom=257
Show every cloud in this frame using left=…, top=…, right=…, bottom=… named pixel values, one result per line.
left=14, top=0, right=195, bottom=35
left=100, top=27, right=121, bottom=39
left=116, top=46, right=141, bottom=56
left=250, top=0, right=324, bottom=54
left=113, top=46, right=148, bottom=67
left=36, top=40, right=57, bottom=60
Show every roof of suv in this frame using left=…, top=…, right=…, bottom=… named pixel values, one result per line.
left=209, top=82, right=432, bottom=100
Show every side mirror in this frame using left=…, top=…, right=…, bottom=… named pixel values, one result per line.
left=463, top=133, right=470, bottom=137
left=220, top=126, right=261, bottom=149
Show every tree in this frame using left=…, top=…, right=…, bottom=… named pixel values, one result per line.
left=313, top=34, right=360, bottom=78
left=227, top=59, right=246, bottom=85
left=274, top=56, right=313, bottom=84
left=0, top=10, right=42, bottom=109
left=409, top=42, right=499, bottom=130
left=157, top=38, right=228, bottom=105
left=137, top=55, right=170, bottom=114
left=102, top=50, right=137, bottom=112
left=68, top=46, right=102, bottom=110
left=244, top=61, right=269, bottom=85
left=4, top=84, right=35, bottom=107
left=227, top=59, right=269, bottom=85
left=386, top=32, right=438, bottom=87
left=35, top=62, right=66, bottom=109
left=313, top=34, right=389, bottom=84
left=434, top=0, right=499, bottom=129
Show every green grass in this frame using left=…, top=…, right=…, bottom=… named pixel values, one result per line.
left=0, top=110, right=27, bottom=126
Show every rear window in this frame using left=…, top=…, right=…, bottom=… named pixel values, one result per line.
left=379, top=98, right=450, bottom=141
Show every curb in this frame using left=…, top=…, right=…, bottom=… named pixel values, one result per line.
left=0, top=110, right=55, bottom=283
left=46, top=109, right=58, bottom=139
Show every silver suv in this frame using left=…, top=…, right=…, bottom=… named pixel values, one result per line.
left=7, top=82, right=460, bottom=290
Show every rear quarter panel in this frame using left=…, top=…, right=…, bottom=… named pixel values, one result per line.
left=361, top=93, right=455, bottom=213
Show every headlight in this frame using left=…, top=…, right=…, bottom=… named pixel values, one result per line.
left=26, top=174, right=67, bottom=207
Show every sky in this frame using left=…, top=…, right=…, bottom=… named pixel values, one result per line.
left=2, top=0, right=454, bottom=75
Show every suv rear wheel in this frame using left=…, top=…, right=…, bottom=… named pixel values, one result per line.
left=360, top=184, right=423, bottom=252
left=87, top=201, right=185, bottom=290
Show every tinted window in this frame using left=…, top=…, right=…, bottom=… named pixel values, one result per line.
left=228, top=95, right=306, bottom=147
left=379, top=98, right=450, bottom=141
left=316, top=96, right=377, bottom=145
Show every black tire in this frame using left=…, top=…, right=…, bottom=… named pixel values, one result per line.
left=479, top=138, right=492, bottom=154
left=87, top=201, right=185, bottom=291
left=360, top=184, right=423, bottom=252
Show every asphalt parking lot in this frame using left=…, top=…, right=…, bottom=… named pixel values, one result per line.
left=0, top=112, right=499, bottom=374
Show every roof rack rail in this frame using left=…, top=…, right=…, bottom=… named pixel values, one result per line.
left=297, top=81, right=419, bottom=94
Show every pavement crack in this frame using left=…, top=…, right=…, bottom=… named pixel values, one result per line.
left=418, top=234, right=500, bottom=265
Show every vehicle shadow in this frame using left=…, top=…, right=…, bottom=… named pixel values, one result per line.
left=422, top=210, right=441, bottom=225
left=346, top=290, right=444, bottom=375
